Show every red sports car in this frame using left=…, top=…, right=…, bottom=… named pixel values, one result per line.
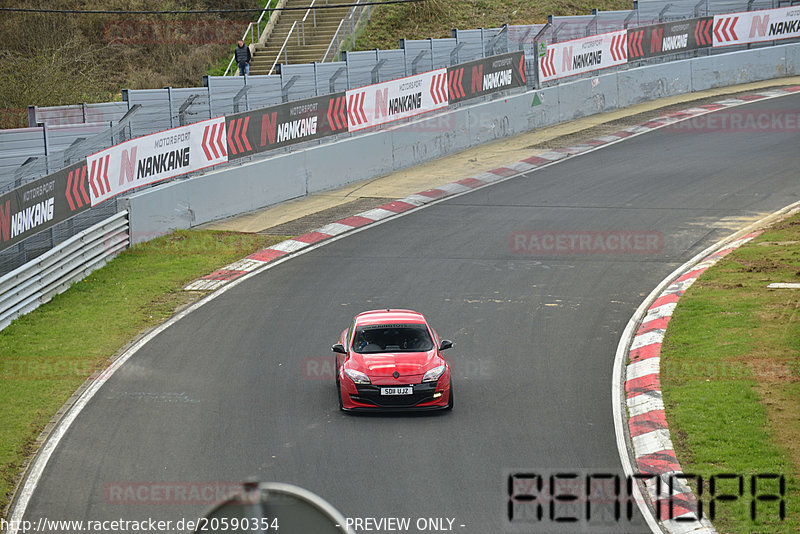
left=332, top=309, right=453, bottom=412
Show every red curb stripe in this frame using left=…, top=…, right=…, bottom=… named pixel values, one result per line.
left=636, top=451, right=681, bottom=475
left=293, top=231, right=332, bottom=244
left=629, top=410, right=668, bottom=437
left=246, top=248, right=287, bottom=262
left=336, top=215, right=374, bottom=227
left=416, top=188, right=448, bottom=199
left=650, top=292, right=682, bottom=309
left=626, top=374, right=661, bottom=399
left=554, top=146, right=587, bottom=154
left=585, top=139, right=607, bottom=146
left=655, top=493, right=698, bottom=520
left=379, top=200, right=417, bottom=213
left=613, top=130, right=634, bottom=138
left=488, top=167, right=518, bottom=177
left=522, top=155, right=552, bottom=166
left=676, top=267, right=707, bottom=282
left=202, top=269, right=247, bottom=281
left=637, top=316, right=670, bottom=334
left=736, top=94, right=766, bottom=101
left=784, top=85, right=800, bottom=92
left=629, top=343, right=661, bottom=363
left=456, top=177, right=487, bottom=188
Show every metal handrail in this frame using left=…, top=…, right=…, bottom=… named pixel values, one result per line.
left=300, top=0, right=318, bottom=46
left=321, top=0, right=363, bottom=62
left=270, top=20, right=298, bottom=75
left=224, top=1, right=278, bottom=76
left=322, top=19, right=345, bottom=62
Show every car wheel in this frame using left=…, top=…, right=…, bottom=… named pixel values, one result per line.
left=337, top=380, right=344, bottom=411
left=445, top=382, right=453, bottom=411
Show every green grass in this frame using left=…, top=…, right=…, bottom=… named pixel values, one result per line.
left=354, top=0, right=633, bottom=50
left=0, top=230, right=289, bottom=515
left=660, top=214, right=800, bottom=533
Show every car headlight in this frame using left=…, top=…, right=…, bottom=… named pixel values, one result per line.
left=422, top=364, right=446, bottom=383
left=344, top=368, right=371, bottom=384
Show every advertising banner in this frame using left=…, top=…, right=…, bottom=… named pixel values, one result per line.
left=225, top=93, right=348, bottom=161
left=538, top=30, right=627, bottom=83
left=0, top=161, right=90, bottom=252
left=446, top=51, right=527, bottom=104
left=713, top=6, right=800, bottom=47
left=345, top=69, right=449, bottom=132
left=627, top=17, right=713, bottom=60
left=86, top=116, right=228, bottom=206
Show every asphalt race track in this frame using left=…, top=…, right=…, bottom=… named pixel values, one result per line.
left=19, top=93, right=800, bottom=533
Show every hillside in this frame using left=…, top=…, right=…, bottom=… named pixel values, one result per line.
left=0, top=0, right=256, bottom=128
left=0, top=0, right=634, bottom=129
left=353, top=0, right=633, bottom=50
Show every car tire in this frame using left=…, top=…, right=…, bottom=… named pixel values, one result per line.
left=337, top=380, right=344, bottom=411
left=445, top=382, right=453, bottom=411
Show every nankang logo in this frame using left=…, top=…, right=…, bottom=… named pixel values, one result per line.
left=277, top=116, right=318, bottom=142
left=572, top=50, right=602, bottom=69
left=9, top=198, right=54, bottom=239
left=388, top=93, right=422, bottom=115
left=662, top=34, right=688, bottom=51
left=482, top=69, right=512, bottom=90
left=137, top=147, right=190, bottom=180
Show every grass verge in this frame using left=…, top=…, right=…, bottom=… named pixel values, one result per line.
left=661, top=213, right=800, bottom=533
left=0, top=230, right=289, bottom=516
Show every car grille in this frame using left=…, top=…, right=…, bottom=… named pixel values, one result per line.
left=352, top=382, right=438, bottom=407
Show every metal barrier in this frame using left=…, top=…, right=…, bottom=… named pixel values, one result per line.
left=0, top=211, right=129, bottom=331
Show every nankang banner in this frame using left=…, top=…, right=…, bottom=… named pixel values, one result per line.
left=446, top=51, right=526, bottom=103
left=86, top=116, right=228, bottom=206
left=713, top=6, right=800, bottom=47
left=538, top=30, right=628, bottom=83
left=627, top=17, right=713, bottom=60
left=0, top=161, right=90, bottom=252
left=224, top=92, right=348, bottom=161
left=346, top=68, right=449, bottom=132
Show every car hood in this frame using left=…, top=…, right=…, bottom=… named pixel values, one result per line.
left=351, top=351, right=440, bottom=377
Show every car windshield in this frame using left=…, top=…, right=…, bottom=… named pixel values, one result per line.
left=351, top=323, right=434, bottom=353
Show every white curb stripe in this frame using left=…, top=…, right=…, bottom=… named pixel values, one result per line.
left=630, top=330, right=665, bottom=351
left=643, top=302, right=677, bottom=322
left=627, top=391, right=665, bottom=416
left=357, top=208, right=396, bottom=221
left=224, top=259, right=267, bottom=272
left=269, top=239, right=308, bottom=253
left=628, top=358, right=660, bottom=380
left=315, top=222, right=356, bottom=236
left=633, top=429, right=674, bottom=457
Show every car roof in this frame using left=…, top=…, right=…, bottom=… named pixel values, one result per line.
left=354, top=309, right=427, bottom=326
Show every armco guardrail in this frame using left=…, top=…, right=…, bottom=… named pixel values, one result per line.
left=0, top=211, right=129, bottom=331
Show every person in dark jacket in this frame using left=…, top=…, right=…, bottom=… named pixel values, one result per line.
left=235, top=39, right=251, bottom=76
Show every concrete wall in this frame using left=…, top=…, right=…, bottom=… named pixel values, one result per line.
left=123, top=42, right=800, bottom=244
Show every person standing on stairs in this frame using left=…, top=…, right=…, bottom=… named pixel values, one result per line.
left=235, top=39, right=252, bottom=76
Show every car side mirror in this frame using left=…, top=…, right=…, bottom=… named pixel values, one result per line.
left=439, top=339, right=453, bottom=350
left=331, top=343, right=347, bottom=354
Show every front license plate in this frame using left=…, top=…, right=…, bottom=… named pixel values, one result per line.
left=381, top=386, right=413, bottom=395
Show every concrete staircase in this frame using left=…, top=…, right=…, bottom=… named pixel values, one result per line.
left=250, top=0, right=352, bottom=75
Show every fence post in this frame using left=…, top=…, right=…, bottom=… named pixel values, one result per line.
left=167, top=87, right=175, bottom=128
left=41, top=122, right=50, bottom=174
